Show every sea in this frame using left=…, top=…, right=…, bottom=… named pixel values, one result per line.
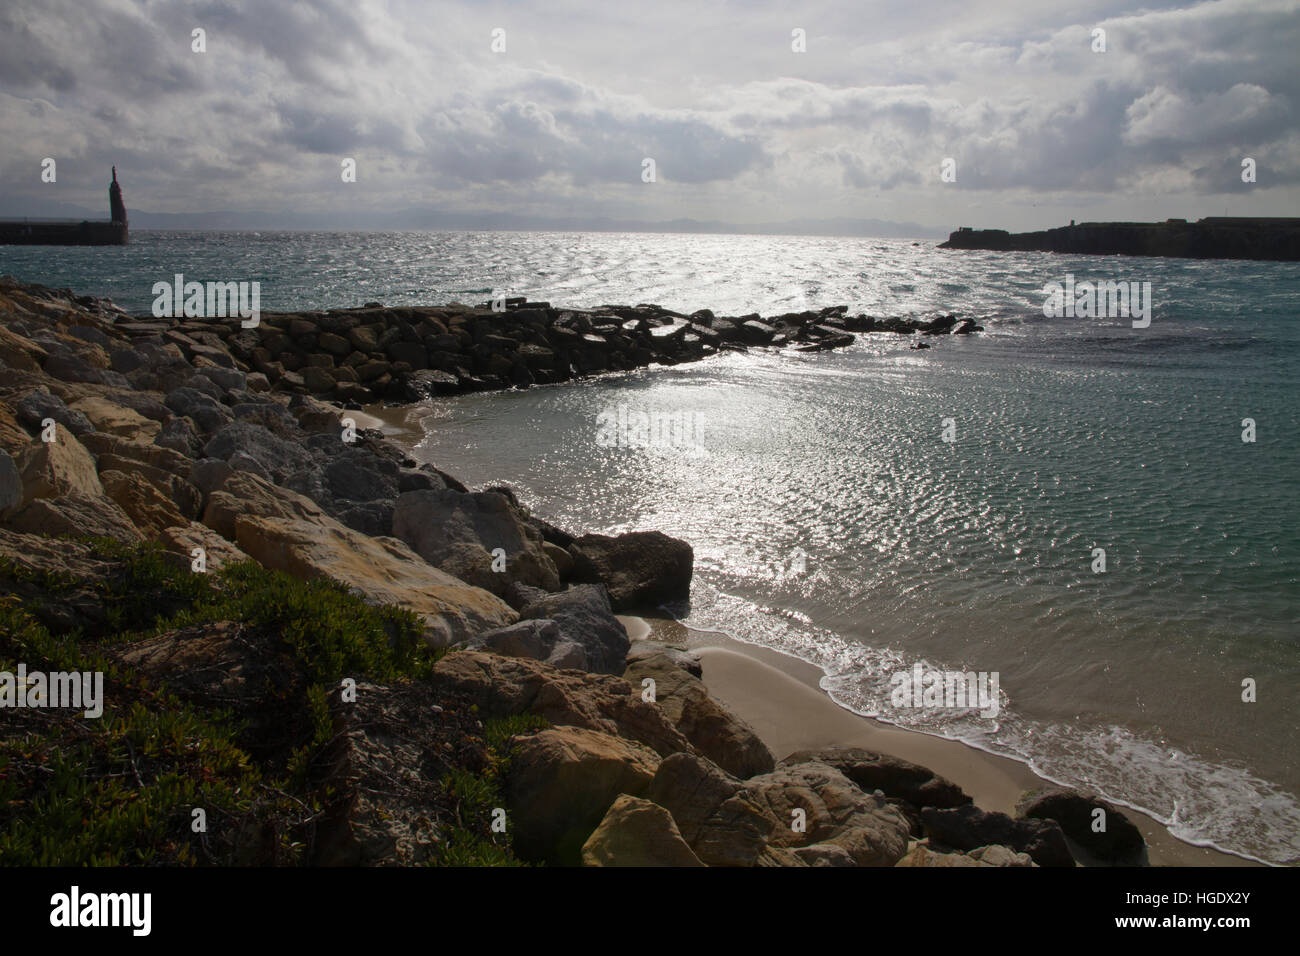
left=3, top=229, right=1297, bottom=864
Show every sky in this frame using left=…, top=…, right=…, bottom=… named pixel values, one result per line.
left=1, top=0, right=1297, bottom=233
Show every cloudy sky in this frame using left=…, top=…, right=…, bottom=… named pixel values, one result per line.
left=1, top=0, right=1297, bottom=233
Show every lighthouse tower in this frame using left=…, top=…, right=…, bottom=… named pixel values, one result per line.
left=109, top=167, right=127, bottom=225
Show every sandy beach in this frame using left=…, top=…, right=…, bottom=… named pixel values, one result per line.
left=623, top=614, right=1261, bottom=868
left=373, top=389, right=1267, bottom=869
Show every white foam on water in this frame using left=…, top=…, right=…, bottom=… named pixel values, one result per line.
left=684, top=583, right=1300, bottom=866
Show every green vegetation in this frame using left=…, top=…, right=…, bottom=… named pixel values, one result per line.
left=0, top=541, right=503, bottom=867
left=428, top=714, right=550, bottom=866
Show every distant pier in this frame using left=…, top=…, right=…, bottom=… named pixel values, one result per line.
left=0, top=168, right=128, bottom=246
left=939, top=217, right=1300, bottom=262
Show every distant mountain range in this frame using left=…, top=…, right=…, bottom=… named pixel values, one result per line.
left=0, top=197, right=944, bottom=238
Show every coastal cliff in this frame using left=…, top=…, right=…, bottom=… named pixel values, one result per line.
left=0, top=277, right=1137, bottom=867
left=939, top=217, right=1300, bottom=261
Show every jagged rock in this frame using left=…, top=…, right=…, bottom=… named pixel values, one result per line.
left=100, top=469, right=186, bottom=537
left=626, top=640, right=702, bottom=677
left=464, top=619, right=587, bottom=670
left=155, top=417, right=202, bottom=457
left=197, top=365, right=246, bottom=393
left=624, top=652, right=773, bottom=779
left=392, top=488, right=560, bottom=599
left=428, top=651, right=692, bottom=758
left=164, top=387, right=233, bottom=433
left=67, top=396, right=160, bottom=442
left=647, top=752, right=776, bottom=866
left=505, top=726, right=661, bottom=865
left=581, top=794, right=704, bottom=867
left=568, top=530, right=693, bottom=611
left=895, top=843, right=984, bottom=867
left=4, top=492, right=142, bottom=543
left=740, top=319, right=777, bottom=344
left=542, top=540, right=573, bottom=578
left=157, top=521, right=251, bottom=573
left=745, top=761, right=913, bottom=866
left=969, top=844, right=1037, bottom=866
left=81, top=432, right=193, bottom=477
left=793, top=843, right=858, bottom=867
left=0, top=325, right=47, bottom=370
left=517, top=584, right=629, bottom=675
left=895, top=842, right=1037, bottom=867
left=1015, top=787, right=1146, bottom=865
left=780, top=747, right=971, bottom=809
left=203, top=421, right=316, bottom=483
left=202, top=471, right=516, bottom=647
left=921, top=804, right=1075, bottom=867
left=15, top=389, right=94, bottom=437
left=14, top=426, right=103, bottom=502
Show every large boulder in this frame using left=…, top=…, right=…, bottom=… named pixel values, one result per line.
left=3, top=492, right=142, bottom=543
left=568, top=531, right=693, bottom=611
left=463, top=619, right=588, bottom=670
left=14, top=427, right=103, bottom=502
left=517, top=584, right=629, bottom=675
left=392, top=488, right=560, bottom=599
left=895, top=842, right=1037, bottom=867
left=81, top=432, right=193, bottom=478
left=920, top=804, right=1076, bottom=868
left=68, top=396, right=160, bottom=442
left=745, top=761, right=913, bottom=866
left=202, top=472, right=516, bottom=647
left=429, top=651, right=692, bottom=758
left=15, top=389, right=94, bottom=437
left=1015, top=787, right=1146, bottom=865
left=648, top=752, right=777, bottom=867
left=626, top=640, right=702, bottom=677
left=624, top=652, right=773, bottom=779
left=202, top=421, right=315, bottom=484
left=581, top=795, right=704, bottom=867
left=780, top=747, right=971, bottom=809
left=505, top=726, right=661, bottom=865
left=99, top=469, right=187, bottom=537
left=157, top=521, right=251, bottom=573
left=164, top=386, right=233, bottom=434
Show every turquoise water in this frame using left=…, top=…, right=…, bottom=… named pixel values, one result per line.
left=4, top=230, right=1298, bottom=863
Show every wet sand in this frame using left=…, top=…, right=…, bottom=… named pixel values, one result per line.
left=627, top=615, right=1260, bottom=867
left=367, top=395, right=1262, bottom=868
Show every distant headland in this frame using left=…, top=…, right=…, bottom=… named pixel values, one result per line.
left=0, top=168, right=128, bottom=246
left=939, top=217, right=1300, bottom=262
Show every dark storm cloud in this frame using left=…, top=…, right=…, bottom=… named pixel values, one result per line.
left=0, top=0, right=1295, bottom=228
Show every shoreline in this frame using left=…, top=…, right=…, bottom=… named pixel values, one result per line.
left=627, top=614, right=1262, bottom=867
left=0, top=274, right=1282, bottom=867
left=375, top=399, right=1267, bottom=866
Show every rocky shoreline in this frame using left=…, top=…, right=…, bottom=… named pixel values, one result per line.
left=0, top=275, right=1141, bottom=866
left=114, top=294, right=982, bottom=404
